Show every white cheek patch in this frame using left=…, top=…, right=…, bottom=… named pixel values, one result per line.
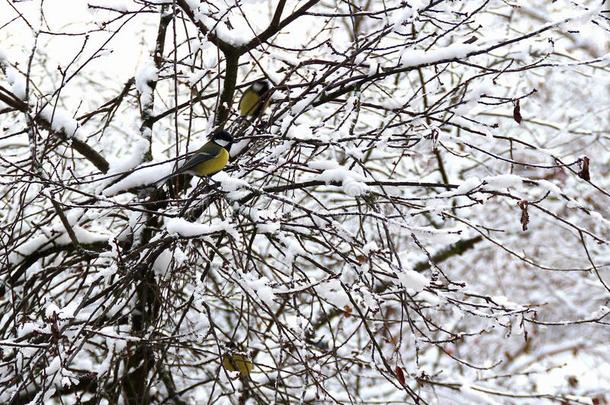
left=215, top=139, right=230, bottom=147
left=252, top=83, right=263, bottom=92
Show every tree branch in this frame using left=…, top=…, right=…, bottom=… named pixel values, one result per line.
left=0, top=85, right=110, bottom=173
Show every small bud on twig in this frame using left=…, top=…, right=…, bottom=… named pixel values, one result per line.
left=518, top=200, right=529, bottom=231
left=513, top=99, right=522, bottom=124
left=578, top=156, right=590, bottom=181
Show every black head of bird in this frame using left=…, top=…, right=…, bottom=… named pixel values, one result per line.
left=212, top=130, right=234, bottom=149
left=251, top=80, right=270, bottom=95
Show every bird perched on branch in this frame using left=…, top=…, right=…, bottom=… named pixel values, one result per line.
left=222, top=352, right=254, bottom=378
left=157, top=130, right=233, bottom=186
left=238, top=80, right=271, bottom=117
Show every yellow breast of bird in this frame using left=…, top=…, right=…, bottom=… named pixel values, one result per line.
left=239, top=90, right=260, bottom=116
left=193, top=148, right=229, bottom=177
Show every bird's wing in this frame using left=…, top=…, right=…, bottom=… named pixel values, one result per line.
left=175, top=143, right=220, bottom=174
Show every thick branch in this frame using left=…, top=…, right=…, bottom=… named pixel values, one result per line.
left=216, top=51, right=240, bottom=126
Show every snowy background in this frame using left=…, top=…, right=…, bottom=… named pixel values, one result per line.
left=0, top=0, right=608, bottom=404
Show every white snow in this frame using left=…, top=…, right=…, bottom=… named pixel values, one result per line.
left=454, top=177, right=482, bottom=193
left=286, top=122, right=320, bottom=141
left=275, top=232, right=307, bottom=266
left=186, top=3, right=249, bottom=47
left=135, top=60, right=158, bottom=107
left=0, top=49, right=26, bottom=99
left=264, top=140, right=294, bottom=163
left=44, top=301, right=78, bottom=320
left=212, top=171, right=249, bottom=192
left=396, top=269, right=429, bottom=293
left=229, top=138, right=250, bottom=156
left=88, top=0, right=130, bottom=12
left=5, top=67, right=26, bottom=99
left=437, top=177, right=482, bottom=198
left=8, top=226, right=109, bottom=265
left=361, top=241, right=379, bottom=255
left=483, top=174, right=524, bottom=190
left=241, top=272, right=276, bottom=307
left=39, top=104, right=84, bottom=140
left=391, top=0, right=424, bottom=32
left=102, top=160, right=174, bottom=196
left=256, top=222, right=280, bottom=234
left=590, top=305, right=609, bottom=318
left=491, top=295, right=524, bottom=310
left=308, top=160, right=340, bottom=171
left=1, top=1, right=609, bottom=401
left=309, top=161, right=371, bottom=197
left=408, top=225, right=463, bottom=245
left=367, top=60, right=378, bottom=76
left=392, top=8, right=414, bottom=31
left=152, top=249, right=173, bottom=275
left=418, top=291, right=442, bottom=305
left=291, top=93, right=318, bottom=116
left=187, top=69, right=207, bottom=87
left=315, top=279, right=350, bottom=308
left=399, top=43, right=479, bottom=67
left=535, top=179, right=562, bottom=195
left=165, top=217, right=238, bottom=239
left=45, top=356, right=62, bottom=375
left=45, top=303, right=61, bottom=319
left=342, top=178, right=370, bottom=197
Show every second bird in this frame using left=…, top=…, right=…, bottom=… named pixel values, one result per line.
left=238, top=80, right=271, bottom=117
